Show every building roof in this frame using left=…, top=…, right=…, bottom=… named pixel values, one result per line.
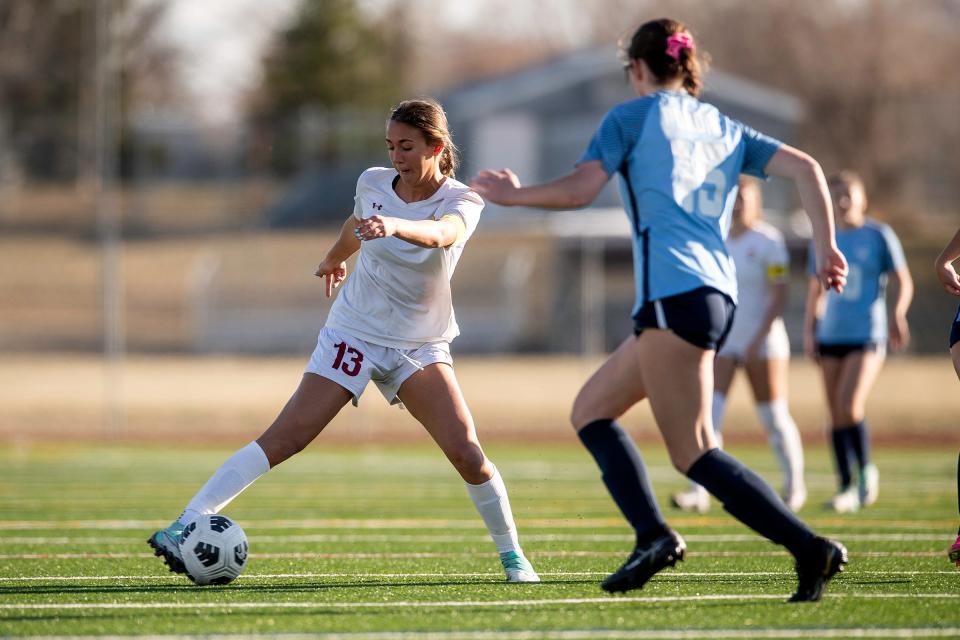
left=443, top=45, right=804, bottom=123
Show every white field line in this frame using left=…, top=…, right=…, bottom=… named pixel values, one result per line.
left=1, top=532, right=953, bottom=545
left=3, top=593, right=960, bottom=612
left=0, top=550, right=948, bottom=560
left=20, top=631, right=960, bottom=640
left=0, top=569, right=958, bottom=583
left=0, top=517, right=954, bottom=530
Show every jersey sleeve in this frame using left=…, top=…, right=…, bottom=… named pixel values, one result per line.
left=879, top=224, right=907, bottom=272
left=352, top=168, right=375, bottom=220
left=739, top=123, right=783, bottom=179
left=577, top=102, right=648, bottom=176
left=765, top=234, right=790, bottom=282
left=438, top=190, right=484, bottom=246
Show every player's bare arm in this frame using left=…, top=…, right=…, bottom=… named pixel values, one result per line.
left=315, top=214, right=361, bottom=297
left=356, top=213, right=464, bottom=249
left=470, top=161, right=608, bottom=209
left=935, top=228, right=960, bottom=296
left=765, top=146, right=847, bottom=293
left=803, top=276, right=825, bottom=360
left=888, top=267, right=914, bottom=351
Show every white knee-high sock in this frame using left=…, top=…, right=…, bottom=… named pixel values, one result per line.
left=711, top=391, right=726, bottom=446
left=756, top=400, right=805, bottom=496
left=465, top=466, right=521, bottom=555
left=178, top=442, right=271, bottom=526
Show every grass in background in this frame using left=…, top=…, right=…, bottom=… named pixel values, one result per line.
left=0, top=442, right=957, bottom=637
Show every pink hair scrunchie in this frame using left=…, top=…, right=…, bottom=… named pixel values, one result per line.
left=665, top=32, right=695, bottom=61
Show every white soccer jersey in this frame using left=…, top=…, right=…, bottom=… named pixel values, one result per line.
left=719, top=221, right=791, bottom=359
left=325, top=167, right=483, bottom=349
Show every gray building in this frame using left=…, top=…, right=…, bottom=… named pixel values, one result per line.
left=443, top=45, right=805, bottom=220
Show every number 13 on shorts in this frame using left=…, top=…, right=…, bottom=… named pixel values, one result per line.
left=332, top=342, right=364, bottom=377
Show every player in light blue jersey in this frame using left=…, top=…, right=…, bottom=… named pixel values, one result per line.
left=934, top=227, right=960, bottom=565
left=803, top=171, right=913, bottom=514
left=473, top=18, right=848, bottom=602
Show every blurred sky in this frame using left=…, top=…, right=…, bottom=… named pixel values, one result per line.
left=157, top=0, right=300, bottom=125
left=154, top=0, right=595, bottom=125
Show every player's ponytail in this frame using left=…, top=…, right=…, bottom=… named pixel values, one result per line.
left=624, top=18, right=706, bottom=98
left=389, top=98, right=460, bottom=178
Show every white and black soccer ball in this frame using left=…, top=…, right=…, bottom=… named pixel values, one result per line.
left=178, top=515, right=248, bottom=585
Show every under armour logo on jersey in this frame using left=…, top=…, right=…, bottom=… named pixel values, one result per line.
left=371, top=202, right=383, bottom=211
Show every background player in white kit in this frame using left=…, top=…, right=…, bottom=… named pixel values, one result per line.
left=672, top=177, right=806, bottom=513
left=148, top=98, right=539, bottom=584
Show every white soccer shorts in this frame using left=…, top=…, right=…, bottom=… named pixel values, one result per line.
left=305, top=326, right=452, bottom=405
left=717, top=317, right=791, bottom=361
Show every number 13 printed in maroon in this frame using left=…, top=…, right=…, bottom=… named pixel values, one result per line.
left=332, top=342, right=364, bottom=377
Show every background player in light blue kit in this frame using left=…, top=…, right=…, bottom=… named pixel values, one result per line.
left=473, top=17, right=848, bottom=602
left=804, top=171, right=913, bottom=513
left=934, top=226, right=960, bottom=565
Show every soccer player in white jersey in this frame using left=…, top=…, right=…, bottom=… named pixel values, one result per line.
left=472, top=18, right=847, bottom=602
left=148, top=98, right=539, bottom=584
left=672, top=177, right=806, bottom=514
left=934, top=226, right=960, bottom=565
left=804, top=171, right=913, bottom=514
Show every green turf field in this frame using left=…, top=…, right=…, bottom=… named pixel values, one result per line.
left=1, top=442, right=958, bottom=638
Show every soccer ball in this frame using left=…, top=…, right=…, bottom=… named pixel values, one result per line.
left=178, top=515, right=248, bottom=585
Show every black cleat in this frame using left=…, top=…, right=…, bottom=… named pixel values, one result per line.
left=601, top=528, right=686, bottom=593
left=788, top=537, right=848, bottom=602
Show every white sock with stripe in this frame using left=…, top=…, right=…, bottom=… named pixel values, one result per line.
left=178, top=442, right=270, bottom=526
left=465, top=466, right=522, bottom=555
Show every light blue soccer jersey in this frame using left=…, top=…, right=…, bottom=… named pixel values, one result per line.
left=578, top=90, right=782, bottom=314
left=808, top=219, right=907, bottom=344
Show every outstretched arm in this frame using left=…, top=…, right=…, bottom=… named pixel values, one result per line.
left=803, top=276, right=824, bottom=360
left=764, top=145, right=847, bottom=293
left=887, top=267, right=914, bottom=351
left=935, top=228, right=960, bottom=296
left=355, top=214, right=464, bottom=249
left=314, top=215, right=361, bottom=297
left=470, top=161, right=610, bottom=210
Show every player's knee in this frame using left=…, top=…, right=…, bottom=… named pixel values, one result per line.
left=667, top=450, right=694, bottom=474
left=570, top=396, right=597, bottom=431
left=665, top=440, right=708, bottom=474
left=835, top=405, right=861, bottom=425
left=261, top=436, right=303, bottom=464
left=448, top=443, right=486, bottom=481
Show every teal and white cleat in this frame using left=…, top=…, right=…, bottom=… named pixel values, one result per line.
left=500, top=550, right=540, bottom=583
left=147, top=522, right=186, bottom=575
left=827, top=486, right=860, bottom=513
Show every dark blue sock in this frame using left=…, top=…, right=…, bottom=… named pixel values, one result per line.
left=578, top=419, right=667, bottom=543
left=848, top=421, right=870, bottom=470
left=687, top=448, right=816, bottom=558
left=831, top=427, right=854, bottom=490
